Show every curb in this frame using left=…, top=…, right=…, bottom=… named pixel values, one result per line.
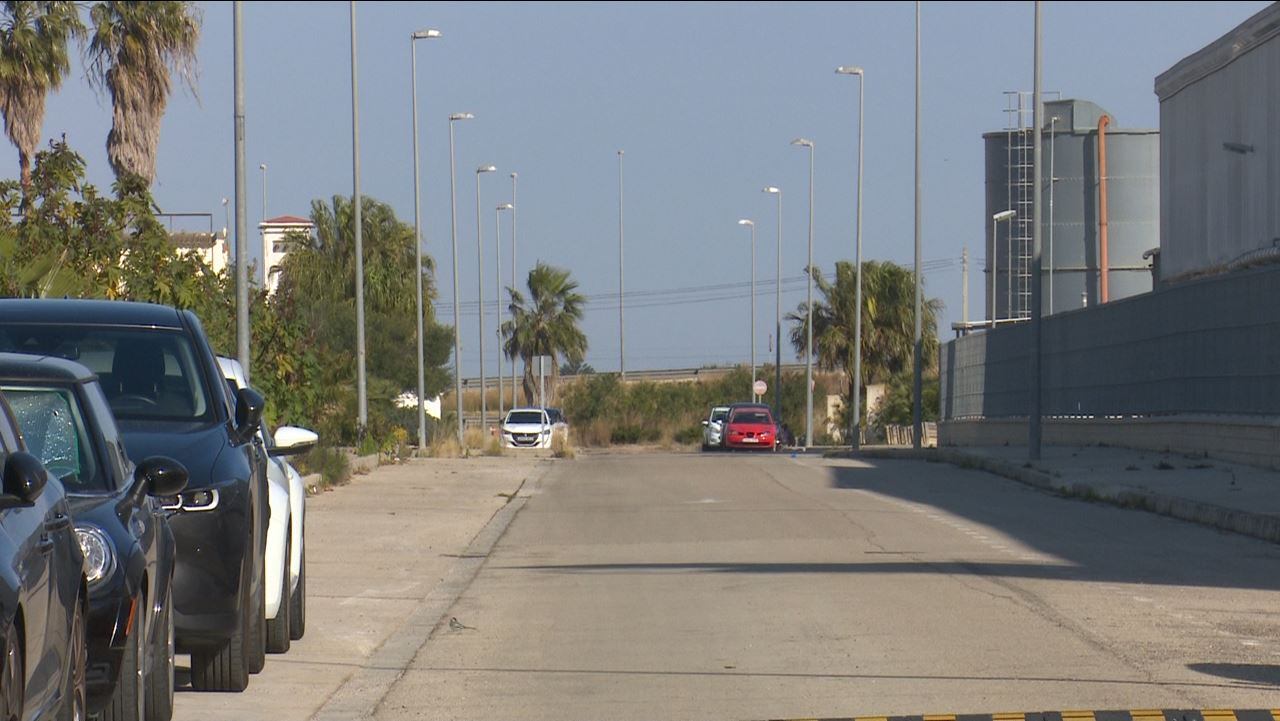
left=756, top=711, right=1277, bottom=721
left=834, top=447, right=1280, bottom=545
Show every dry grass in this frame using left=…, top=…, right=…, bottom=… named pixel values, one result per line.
left=551, top=433, right=576, bottom=459
left=427, top=436, right=464, bottom=458
left=483, top=436, right=506, bottom=457
left=463, top=427, right=488, bottom=452
left=575, top=419, right=613, bottom=447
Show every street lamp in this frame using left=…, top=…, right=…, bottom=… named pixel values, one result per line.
left=834, top=67, right=865, bottom=450
left=409, top=27, right=441, bottom=452
left=617, top=150, right=625, bottom=381
left=259, top=163, right=267, bottom=223
left=738, top=219, right=756, bottom=402
left=476, top=164, right=497, bottom=433
left=448, top=112, right=474, bottom=445
left=763, top=186, right=782, bottom=425
left=991, top=209, right=1017, bottom=324
left=509, top=172, right=518, bottom=407
left=791, top=137, right=815, bottom=448
left=350, top=0, right=367, bottom=433
left=496, top=202, right=513, bottom=420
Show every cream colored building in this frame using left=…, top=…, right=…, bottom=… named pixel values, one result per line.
left=259, top=215, right=314, bottom=294
left=170, top=231, right=230, bottom=274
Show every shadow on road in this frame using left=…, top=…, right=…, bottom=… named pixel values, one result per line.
left=1185, top=663, right=1280, bottom=687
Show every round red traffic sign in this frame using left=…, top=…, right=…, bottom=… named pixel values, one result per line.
left=753, top=380, right=767, bottom=396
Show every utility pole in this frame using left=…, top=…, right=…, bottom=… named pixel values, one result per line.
left=617, top=150, right=626, bottom=382
left=1030, top=0, right=1044, bottom=460
left=233, top=2, right=249, bottom=383
left=350, top=0, right=367, bottom=433
left=912, top=0, right=923, bottom=450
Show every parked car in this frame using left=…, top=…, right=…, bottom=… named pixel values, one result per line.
left=544, top=408, right=569, bottom=439
left=0, top=300, right=270, bottom=693
left=218, top=357, right=316, bottom=653
left=700, top=406, right=730, bottom=451
left=0, top=383, right=88, bottom=720
left=722, top=403, right=777, bottom=451
left=501, top=408, right=554, bottom=449
left=0, top=353, right=189, bottom=721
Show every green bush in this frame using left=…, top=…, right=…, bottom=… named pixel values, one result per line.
left=674, top=426, right=703, bottom=445
left=609, top=425, right=661, bottom=444
left=296, top=446, right=351, bottom=490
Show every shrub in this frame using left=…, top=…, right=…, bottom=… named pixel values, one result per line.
left=673, top=426, right=703, bottom=445
left=298, top=446, right=351, bottom=490
left=551, top=433, right=576, bottom=459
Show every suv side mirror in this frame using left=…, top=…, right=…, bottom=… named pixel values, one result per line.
left=270, top=426, right=318, bottom=457
left=233, top=387, right=265, bottom=443
left=136, top=456, right=188, bottom=498
left=1, top=452, right=47, bottom=507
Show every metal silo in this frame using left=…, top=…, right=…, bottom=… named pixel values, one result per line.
left=984, top=98, right=1158, bottom=320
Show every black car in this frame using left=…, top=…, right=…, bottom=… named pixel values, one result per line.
left=0, top=384, right=87, bottom=720
left=0, top=300, right=269, bottom=693
left=0, top=353, right=189, bottom=720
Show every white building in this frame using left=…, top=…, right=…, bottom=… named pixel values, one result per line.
left=170, top=231, right=229, bottom=274
left=258, top=215, right=315, bottom=294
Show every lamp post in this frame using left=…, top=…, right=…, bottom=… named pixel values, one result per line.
left=912, top=0, right=922, bottom=450
left=350, top=0, right=367, bottom=432
left=737, top=219, right=756, bottom=401
left=475, top=164, right=497, bottom=433
left=259, top=162, right=267, bottom=289
left=496, top=202, right=513, bottom=420
left=259, top=163, right=267, bottom=223
left=617, top=150, right=625, bottom=381
left=763, top=186, right=782, bottom=424
left=836, top=65, right=864, bottom=450
left=791, top=138, right=815, bottom=448
left=509, top=172, right=518, bottom=407
left=410, top=27, right=441, bottom=451
left=447, top=112, right=474, bottom=445
left=233, top=2, right=248, bottom=382
left=1030, top=0, right=1044, bottom=461
left=991, top=209, right=1016, bottom=323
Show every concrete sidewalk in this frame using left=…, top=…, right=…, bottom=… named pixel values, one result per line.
left=847, top=444, right=1280, bottom=545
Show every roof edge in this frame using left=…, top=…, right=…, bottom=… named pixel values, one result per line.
left=1155, top=2, right=1280, bottom=101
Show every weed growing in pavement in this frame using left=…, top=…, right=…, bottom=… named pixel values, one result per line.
left=428, top=436, right=464, bottom=458
left=298, top=447, right=352, bottom=491
left=551, top=433, right=576, bottom=459
left=484, top=437, right=505, bottom=457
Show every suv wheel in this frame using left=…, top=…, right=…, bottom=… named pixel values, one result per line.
left=144, top=597, right=174, bottom=721
left=189, top=579, right=249, bottom=692
left=265, top=530, right=291, bottom=654
left=101, top=596, right=144, bottom=721
left=288, top=542, right=305, bottom=641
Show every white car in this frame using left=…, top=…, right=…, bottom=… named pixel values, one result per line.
left=218, top=357, right=317, bottom=655
left=502, top=408, right=556, bottom=449
left=701, top=405, right=730, bottom=450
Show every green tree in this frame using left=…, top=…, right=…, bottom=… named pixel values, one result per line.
left=274, top=194, right=450, bottom=444
left=85, top=0, right=199, bottom=184
left=787, top=260, right=942, bottom=430
left=502, top=263, right=587, bottom=406
left=0, top=0, right=84, bottom=189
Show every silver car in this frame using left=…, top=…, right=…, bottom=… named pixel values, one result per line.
left=700, top=406, right=731, bottom=451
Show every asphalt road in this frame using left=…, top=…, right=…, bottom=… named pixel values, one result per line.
left=178, top=452, right=1280, bottom=721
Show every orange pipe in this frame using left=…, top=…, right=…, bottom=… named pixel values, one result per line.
left=1098, top=114, right=1111, bottom=304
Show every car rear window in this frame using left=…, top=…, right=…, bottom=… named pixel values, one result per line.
left=730, top=410, right=772, bottom=424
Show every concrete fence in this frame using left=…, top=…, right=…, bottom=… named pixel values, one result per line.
left=939, top=263, right=1280, bottom=466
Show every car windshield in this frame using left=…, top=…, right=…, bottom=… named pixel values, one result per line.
left=507, top=411, right=545, bottom=425
left=730, top=411, right=771, bottom=424
left=0, top=326, right=213, bottom=422
left=710, top=409, right=729, bottom=422
left=1, top=385, right=106, bottom=492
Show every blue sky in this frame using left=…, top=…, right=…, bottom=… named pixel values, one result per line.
left=10, top=1, right=1269, bottom=376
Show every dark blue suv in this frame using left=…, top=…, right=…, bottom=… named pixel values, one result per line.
left=0, top=300, right=269, bottom=693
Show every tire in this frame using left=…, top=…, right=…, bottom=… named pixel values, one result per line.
left=0, top=621, right=23, bottom=721
left=144, top=598, right=174, bottom=721
left=266, top=530, right=290, bottom=654
left=288, top=542, right=305, bottom=641
left=246, top=573, right=266, bottom=674
left=101, top=596, right=144, bottom=721
left=189, top=580, right=249, bottom=692
left=59, top=599, right=86, bottom=721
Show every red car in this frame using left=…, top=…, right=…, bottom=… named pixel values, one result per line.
left=723, top=405, right=777, bottom=451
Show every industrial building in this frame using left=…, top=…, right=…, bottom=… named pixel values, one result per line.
left=984, top=97, right=1158, bottom=321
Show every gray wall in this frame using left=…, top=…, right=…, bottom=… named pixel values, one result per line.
left=941, top=263, right=1280, bottom=420
left=984, top=124, right=1158, bottom=320
left=1156, top=3, right=1280, bottom=281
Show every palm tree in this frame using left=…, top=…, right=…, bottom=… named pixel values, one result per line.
left=502, top=263, right=588, bottom=406
left=0, top=1, right=84, bottom=188
left=85, top=0, right=199, bottom=185
left=788, top=260, right=942, bottom=417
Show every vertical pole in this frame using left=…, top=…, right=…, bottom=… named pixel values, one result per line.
left=449, top=121, right=463, bottom=446
left=351, top=1, right=368, bottom=433
left=750, top=223, right=756, bottom=401
left=1030, top=0, right=1044, bottom=460
left=233, top=2, right=249, bottom=384
left=510, top=173, right=518, bottom=406
left=475, top=172, right=486, bottom=433
left=411, top=38, right=427, bottom=450
left=774, top=192, right=783, bottom=426
left=496, top=206, right=503, bottom=421
left=912, top=0, right=923, bottom=450
left=1048, top=116, right=1056, bottom=315
left=804, top=143, right=814, bottom=448
left=617, top=150, right=625, bottom=381
left=851, top=71, right=865, bottom=451
left=962, top=246, right=969, bottom=325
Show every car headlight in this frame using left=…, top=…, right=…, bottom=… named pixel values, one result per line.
left=75, top=525, right=116, bottom=586
left=159, top=488, right=220, bottom=512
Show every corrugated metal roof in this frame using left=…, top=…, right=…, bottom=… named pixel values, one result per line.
left=1155, top=1, right=1280, bottom=101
